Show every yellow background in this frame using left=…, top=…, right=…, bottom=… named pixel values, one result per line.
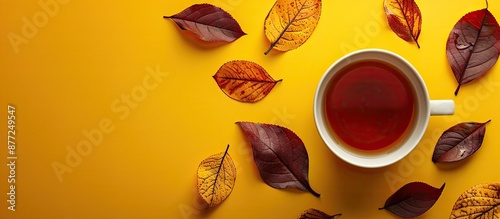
left=1, top=0, right=500, bottom=218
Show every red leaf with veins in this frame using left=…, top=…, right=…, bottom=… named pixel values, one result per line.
left=380, top=182, right=445, bottom=218
left=236, top=122, right=320, bottom=197
left=163, top=4, right=246, bottom=42
left=213, top=61, right=282, bottom=103
left=299, top=208, right=341, bottom=219
left=384, top=0, right=422, bottom=48
left=432, top=120, right=491, bottom=163
left=446, top=8, right=500, bottom=95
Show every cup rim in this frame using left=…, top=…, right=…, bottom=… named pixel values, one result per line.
left=313, top=48, right=430, bottom=168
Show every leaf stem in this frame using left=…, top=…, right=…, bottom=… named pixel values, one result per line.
left=223, top=144, right=230, bottom=155
left=309, top=188, right=321, bottom=197
left=331, top=213, right=342, bottom=219
left=440, top=182, right=446, bottom=191
left=454, top=84, right=462, bottom=96
left=264, top=45, right=275, bottom=55
left=486, top=0, right=489, bottom=9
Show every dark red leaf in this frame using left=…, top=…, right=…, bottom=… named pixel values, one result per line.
left=299, top=208, right=341, bottom=219
left=432, top=120, right=491, bottom=163
left=384, top=0, right=422, bottom=48
left=379, top=182, right=445, bottom=218
left=236, top=122, right=320, bottom=197
left=446, top=7, right=500, bottom=95
left=163, top=4, right=246, bottom=42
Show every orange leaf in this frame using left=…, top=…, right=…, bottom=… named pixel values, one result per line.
left=197, top=145, right=236, bottom=208
left=213, top=60, right=282, bottom=103
left=264, top=0, right=322, bottom=55
left=450, top=183, right=500, bottom=218
left=384, top=0, right=422, bottom=48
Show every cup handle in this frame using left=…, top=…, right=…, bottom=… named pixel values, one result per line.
left=430, top=100, right=455, bottom=115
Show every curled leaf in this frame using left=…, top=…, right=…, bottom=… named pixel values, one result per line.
left=450, top=183, right=500, bottom=219
left=446, top=7, right=500, bottom=95
left=163, top=4, right=246, bottom=42
left=197, top=145, right=236, bottom=208
left=379, top=182, right=445, bottom=218
left=213, top=60, right=282, bottom=103
left=264, top=0, right=322, bottom=55
left=236, top=122, right=320, bottom=197
left=299, top=208, right=342, bottom=219
left=383, top=0, right=422, bottom=48
left=432, top=120, right=491, bottom=163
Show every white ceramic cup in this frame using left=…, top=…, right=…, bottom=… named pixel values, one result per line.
left=314, top=49, right=454, bottom=168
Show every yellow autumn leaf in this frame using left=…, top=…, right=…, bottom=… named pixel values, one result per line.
left=197, top=145, right=236, bottom=208
left=450, top=183, right=500, bottom=218
left=264, top=0, right=322, bottom=55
